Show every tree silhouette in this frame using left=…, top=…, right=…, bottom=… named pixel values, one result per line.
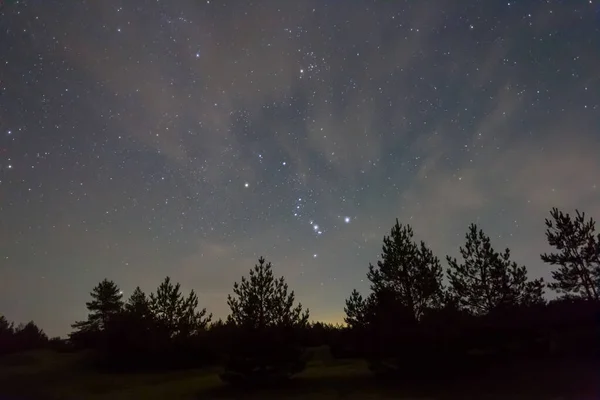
left=447, top=224, right=545, bottom=316
left=149, top=277, right=182, bottom=336
left=125, top=286, right=152, bottom=318
left=71, top=279, right=124, bottom=339
left=14, top=321, right=48, bottom=350
left=222, top=256, right=309, bottom=385
left=0, top=315, right=15, bottom=354
left=342, top=220, right=444, bottom=377
left=0, top=315, right=14, bottom=336
left=227, top=256, right=309, bottom=329
left=149, top=277, right=211, bottom=339
left=101, top=287, right=155, bottom=370
left=344, top=289, right=369, bottom=329
left=363, top=219, right=444, bottom=320
left=120, top=286, right=154, bottom=341
left=541, top=208, right=600, bottom=301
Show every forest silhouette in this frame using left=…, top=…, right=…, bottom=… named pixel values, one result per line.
left=1, top=207, right=599, bottom=396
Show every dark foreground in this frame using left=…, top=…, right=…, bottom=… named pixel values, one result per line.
left=0, top=349, right=598, bottom=399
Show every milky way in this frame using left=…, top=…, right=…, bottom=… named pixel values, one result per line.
left=1, top=0, right=599, bottom=336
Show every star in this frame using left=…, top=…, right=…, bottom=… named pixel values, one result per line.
left=1, top=0, right=599, bottom=341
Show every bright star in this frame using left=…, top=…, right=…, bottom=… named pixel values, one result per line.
left=244, top=182, right=249, bottom=188
left=344, top=216, right=351, bottom=223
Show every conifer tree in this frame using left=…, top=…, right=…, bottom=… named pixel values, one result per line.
left=14, top=321, right=48, bottom=350
left=227, top=256, right=309, bottom=329
left=178, top=289, right=212, bottom=337
left=344, top=289, right=369, bottom=329
left=222, top=257, right=309, bottom=384
left=149, top=277, right=211, bottom=338
left=362, top=219, right=444, bottom=320
left=0, top=315, right=14, bottom=336
left=150, top=277, right=183, bottom=336
left=541, top=208, right=600, bottom=301
left=447, top=224, right=544, bottom=316
left=0, top=315, right=15, bottom=354
left=71, top=279, right=124, bottom=333
left=125, top=286, right=152, bottom=319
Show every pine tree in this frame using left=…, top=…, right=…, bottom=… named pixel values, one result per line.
left=178, top=289, right=212, bottom=337
left=0, top=315, right=15, bottom=355
left=541, top=208, right=600, bottom=301
left=150, top=277, right=184, bottom=336
left=222, top=257, right=309, bottom=385
left=0, top=315, right=14, bottom=336
left=344, top=289, right=369, bottom=329
left=71, top=279, right=124, bottom=333
left=14, top=321, right=48, bottom=350
left=363, top=219, right=444, bottom=320
left=227, top=256, right=309, bottom=329
left=125, top=286, right=152, bottom=319
left=149, top=277, right=211, bottom=338
left=101, top=286, right=156, bottom=370
left=447, top=224, right=545, bottom=316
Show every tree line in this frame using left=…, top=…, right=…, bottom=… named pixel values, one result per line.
left=1, top=207, right=599, bottom=385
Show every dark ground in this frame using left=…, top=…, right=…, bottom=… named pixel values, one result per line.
left=0, top=347, right=598, bottom=399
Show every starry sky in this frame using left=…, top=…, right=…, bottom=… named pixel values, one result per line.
left=1, top=0, right=599, bottom=337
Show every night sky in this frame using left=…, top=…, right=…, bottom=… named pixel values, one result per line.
left=1, top=1, right=599, bottom=337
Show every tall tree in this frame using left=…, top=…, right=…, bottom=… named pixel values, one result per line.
left=447, top=224, right=545, bottom=316
left=227, top=256, right=309, bottom=329
left=541, top=208, right=600, bottom=301
left=71, top=279, right=124, bottom=333
left=363, top=219, right=444, bottom=320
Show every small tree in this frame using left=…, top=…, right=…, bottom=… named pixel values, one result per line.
left=541, top=208, right=600, bottom=301
left=149, top=277, right=211, bottom=339
left=14, top=321, right=48, bottom=351
left=125, top=287, right=152, bottom=319
left=222, top=256, right=309, bottom=385
left=227, top=257, right=309, bottom=329
left=0, top=315, right=15, bottom=354
left=70, top=279, right=124, bottom=346
left=150, top=277, right=183, bottom=337
left=178, top=290, right=212, bottom=337
left=344, top=289, right=369, bottom=329
left=447, top=224, right=545, bottom=316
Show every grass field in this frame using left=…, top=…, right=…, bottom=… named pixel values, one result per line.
left=0, top=348, right=598, bottom=399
